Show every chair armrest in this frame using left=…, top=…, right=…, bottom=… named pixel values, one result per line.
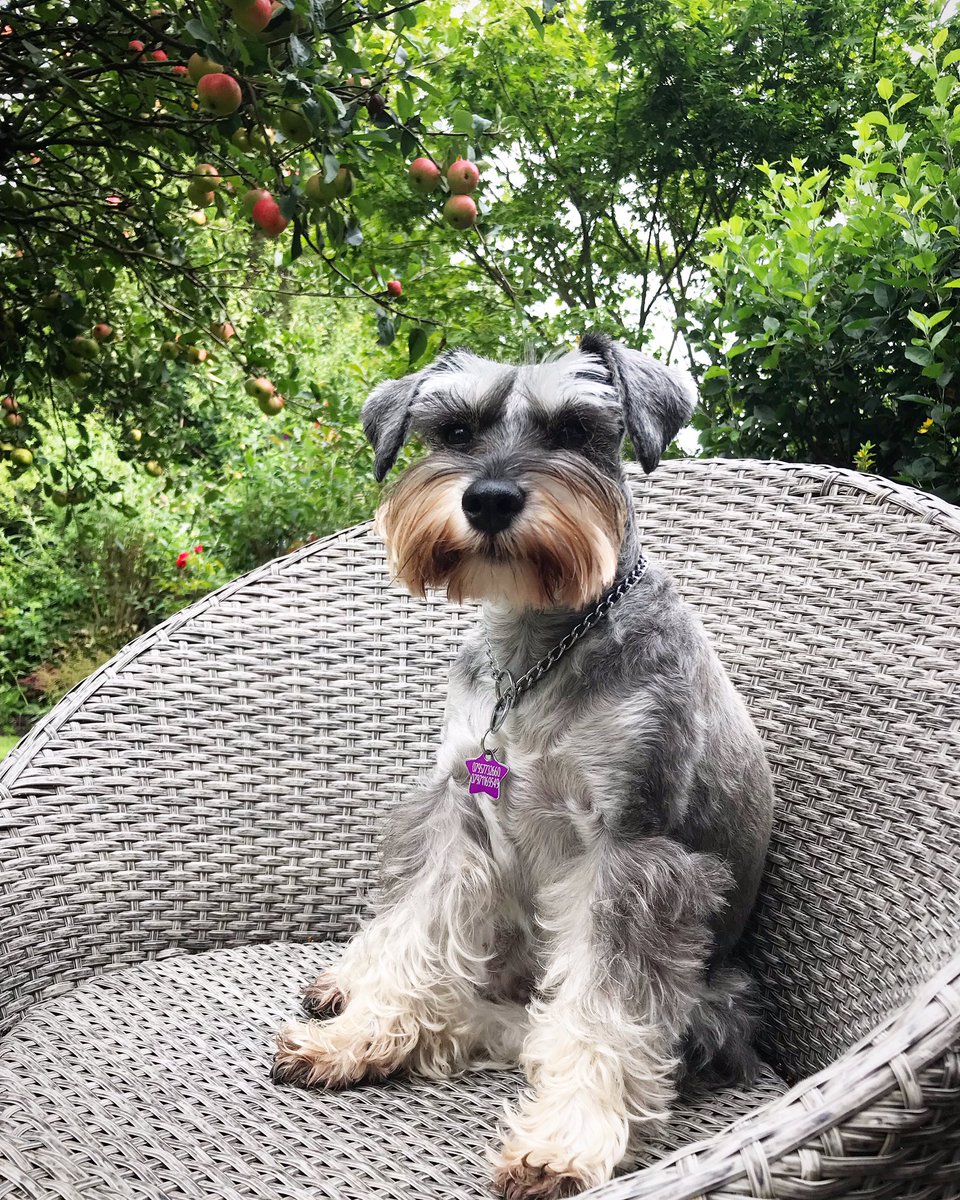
left=581, top=952, right=960, bottom=1199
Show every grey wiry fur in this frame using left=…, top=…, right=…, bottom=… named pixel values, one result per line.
left=275, top=336, right=774, bottom=1200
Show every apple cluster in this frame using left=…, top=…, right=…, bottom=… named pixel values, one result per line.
left=408, top=157, right=481, bottom=229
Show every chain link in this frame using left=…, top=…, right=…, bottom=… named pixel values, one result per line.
left=482, top=555, right=648, bottom=737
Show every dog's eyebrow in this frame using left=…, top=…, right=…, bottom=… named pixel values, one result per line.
left=415, top=366, right=515, bottom=428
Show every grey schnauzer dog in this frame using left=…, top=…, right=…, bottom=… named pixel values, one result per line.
left=273, top=333, right=774, bottom=1199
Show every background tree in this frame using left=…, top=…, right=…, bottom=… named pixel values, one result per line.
left=689, top=32, right=960, bottom=499
left=3, top=0, right=960, bottom=741
left=441, top=0, right=933, bottom=353
left=0, top=0, right=506, bottom=501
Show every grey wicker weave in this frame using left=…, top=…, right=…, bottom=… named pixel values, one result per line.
left=1, top=458, right=958, bottom=1200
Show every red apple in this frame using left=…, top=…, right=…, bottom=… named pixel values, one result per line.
left=234, top=0, right=273, bottom=33
left=70, top=335, right=100, bottom=360
left=447, top=158, right=480, bottom=194
left=278, top=107, right=312, bottom=143
left=1, top=395, right=18, bottom=411
left=150, top=48, right=168, bottom=63
left=386, top=280, right=403, bottom=297
left=240, top=187, right=270, bottom=216
left=187, top=53, right=223, bottom=82
left=184, top=345, right=209, bottom=363
left=171, top=64, right=188, bottom=75
left=210, top=321, right=234, bottom=340
left=251, top=194, right=289, bottom=237
left=197, top=73, right=242, bottom=116
left=443, top=194, right=478, bottom=229
left=128, top=39, right=145, bottom=55
left=186, top=180, right=215, bottom=206
left=306, top=166, right=354, bottom=202
left=92, top=323, right=114, bottom=342
left=408, top=156, right=441, bottom=193
left=5, top=412, right=23, bottom=427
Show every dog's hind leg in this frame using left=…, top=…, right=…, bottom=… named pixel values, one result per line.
left=492, top=837, right=730, bottom=1199
left=679, top=964, right=761, bottom=1091
left=273, top=775, right=502, bottom=1088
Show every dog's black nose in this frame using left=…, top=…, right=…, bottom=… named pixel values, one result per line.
left=461, top=478, right=526, bottom=535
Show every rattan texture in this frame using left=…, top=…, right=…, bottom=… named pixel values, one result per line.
left=1, top=458, right=958, bottom=1200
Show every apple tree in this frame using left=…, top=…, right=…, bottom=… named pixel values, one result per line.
left=0, top=0, right=499, bottom=503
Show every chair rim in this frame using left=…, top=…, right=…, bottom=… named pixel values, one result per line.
left=580, top=948, right=960, bottom=1198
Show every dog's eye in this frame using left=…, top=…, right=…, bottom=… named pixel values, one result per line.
left=439, top=422, right=473, bottom=449
left=551, top=416, right=589, bottom=452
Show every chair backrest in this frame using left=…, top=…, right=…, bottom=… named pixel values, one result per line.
left=1, top=460, right=957, bottom=1084
left=632, top=460, right=960, bottom=1081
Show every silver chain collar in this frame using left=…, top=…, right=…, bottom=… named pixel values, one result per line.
left=480, top=555, right=649, bottom=753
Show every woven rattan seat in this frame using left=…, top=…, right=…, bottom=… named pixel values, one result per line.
left=1, top=459, right=958, bottom=1199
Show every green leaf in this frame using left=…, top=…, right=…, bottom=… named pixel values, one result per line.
left=326, top=210, right=345, bottom=245
left=876, top=77, right=894, bottom=100
left=333, top=43, right=365, bottom=72
left=904, top=345, right=934, bottom=366
left=524, top=6, right=546, bottom=39
left=288, top=36, right=311, bottom=69
left=376, top=312, right=396, bottom=347
left=407, top=327, right=429, bottom=366
left=185, top=18, right=214, bottom=42
left=892, top=91, right=919, bottom=112
left=452, top=108, right=475, bottom=135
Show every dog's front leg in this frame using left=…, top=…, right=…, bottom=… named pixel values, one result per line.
left=273, top=776, right=506, bottom=1088
left=492, top=838, right=730, bottom=1199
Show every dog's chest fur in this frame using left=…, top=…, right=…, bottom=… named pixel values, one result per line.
left=425, top=568, right=773, bottom=957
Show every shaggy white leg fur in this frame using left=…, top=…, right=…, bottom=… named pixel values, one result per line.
left=274, top=818, right=528, bottom=1087
left=492, top=859, right=678, bottom=1199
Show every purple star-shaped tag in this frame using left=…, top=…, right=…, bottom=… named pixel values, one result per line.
left=464, top=753, right=509, bottom=801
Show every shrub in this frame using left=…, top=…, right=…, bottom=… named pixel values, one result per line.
left=689, top=31, right=960, bottom=501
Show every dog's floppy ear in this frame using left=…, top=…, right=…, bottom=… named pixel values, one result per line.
left=362, top=374, right=419, bottom=482
left=580, top=332, right=697, bottom=473
left=362, top=348, right=480, bottom=482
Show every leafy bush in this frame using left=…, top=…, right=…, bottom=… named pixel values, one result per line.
left=690, top=31, right=960, bottom=501
left=0, top=304, right=383, bottom=731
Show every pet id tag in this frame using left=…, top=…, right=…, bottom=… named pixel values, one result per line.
left=464, top=752, right=509, bottom=801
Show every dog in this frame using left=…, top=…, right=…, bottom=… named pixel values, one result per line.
left=273, top=333, right=774, bottom=1199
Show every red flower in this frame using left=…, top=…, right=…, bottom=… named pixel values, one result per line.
left=176, top=551, right=189, bottom=569
left=194, top=543, right=203, bottom=554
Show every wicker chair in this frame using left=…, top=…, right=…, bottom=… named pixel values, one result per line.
left=1, top=459, right=958, bottom=1200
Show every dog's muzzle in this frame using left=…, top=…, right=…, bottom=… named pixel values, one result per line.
left=461, top=478, right=526, bottom=536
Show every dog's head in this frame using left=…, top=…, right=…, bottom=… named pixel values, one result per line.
left=362, top=332, right=696, bottom=610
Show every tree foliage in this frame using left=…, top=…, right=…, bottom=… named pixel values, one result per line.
left=453, top=0, right=933, bottom=348
left=691, top=30, right=960, bottom=499
left=0, top=0, right=505, bottom=501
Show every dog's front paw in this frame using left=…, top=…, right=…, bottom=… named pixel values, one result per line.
left=492, top=1149, right=592, bottom=1200
left=271, top=1014, right=413, bottom=1090
left=301, top=970, right=347, bottom=1018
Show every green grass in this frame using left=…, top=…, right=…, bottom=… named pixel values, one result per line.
left=0, top=734, right=19, bottom=760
